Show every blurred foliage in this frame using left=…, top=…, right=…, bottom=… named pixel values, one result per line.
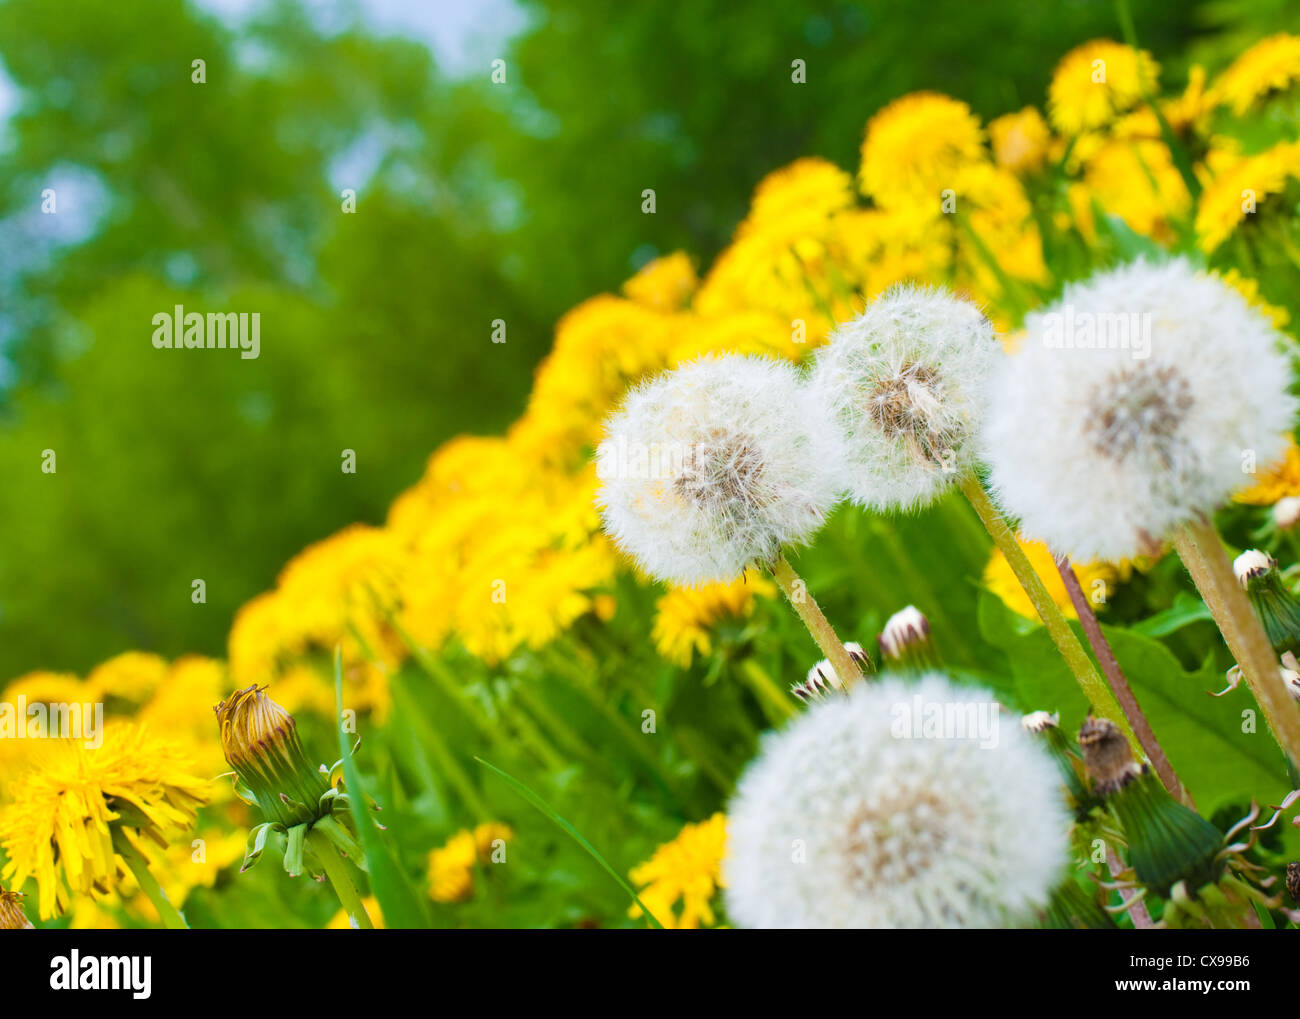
left=0, top=1, right=1256, bottom=675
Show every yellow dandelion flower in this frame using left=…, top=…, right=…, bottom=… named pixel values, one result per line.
left=983, top=538, right=1119, bottom=621
left=1163, top=65, right=1213, bottom=134
left=1082, top=139, right=1191, bottom=243
left=953, top=161, right=1049, bottom=289
left=1194, top=140, right=1300, bottom=253
left=328, top=895, right=384, bottom=929
left=651, top=575, right=776, bottom=667
left=859, top=92, right=986, bottom=208
left=622, top=252, right=698, bottom=311
left=1235, top=436, right=1300, bottom=504
left=1048, top=40, right=1158, bottom=135
left=228, top=524, right=405, bottom=720
left=989, top=106, right=1052, bottom=175
left=427, top=822, right=513, bottom=903
left=0, top=722, right=210, bottom=919
left=629, top=813, right=727, bottom=929
left=1211, top=33, right=1300, bottom=116
left=137, top=655, right=231, bottom=786
left=1215, top=268, right=1290, bottom=328
left=86, top=651, right=169, bottom=705
left=695, top=158, right=855, bottom=331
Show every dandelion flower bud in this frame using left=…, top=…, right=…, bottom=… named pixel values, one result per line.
left=1288, top=862, right=1300, bottom=903
left=0, top=886, right=32, bottom=929
left=724, top=673, right=1070, bottom=927
left=982, top=258, right=1297, bottom=562
left=1234, top=549, right=1276, bottom=588
left=1020, top=710, right=1060, bottom=734
left=809, top=286, right=1000, bottom=511
left=216, top=685, right=329, bottom=825
left=878, top=605, right=932, bottom=664
left=1274, top=496, right=1300, bottom=531
left=791, top=643, right=869, bottom=702
left=1233, top=549, right=1300, bottom=654
left=596, top=355, right=840, bottom=585
left=214, top=686, right=366, bottom=877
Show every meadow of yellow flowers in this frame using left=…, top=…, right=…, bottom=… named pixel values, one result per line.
left=5, top=33, right=1300, bottom=930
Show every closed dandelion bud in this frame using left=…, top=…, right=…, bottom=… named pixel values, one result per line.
left=1274, top=496, right=1300, bottom=532
left=878, top=606, right=933, bottom=666
left=791, top=643, right=869, bottom=702
left=215, top=686, right=366, bottom=879
left=1285, top=666, right=1300, bottom=702
left=1234, top=549, right=1300, bottom=654
left=1287, top=862, right=1300, bottom=903
left=0, top=887, right=33, bottom=930
left=216, top=685, right=330, bottom=826
left=1079, top=717, right=1221, bottom=897
left=1022, top=711, right=1093, bottom=814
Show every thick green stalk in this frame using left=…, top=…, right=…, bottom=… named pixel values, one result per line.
left=112, top=827, right=188, bottom=930
left=957, top=474, right=1136, bottom=748
left=770, top=552, right=864, bottom=687
left=1173, top=517, right=1300, bottom=770
left=307, top=826, right=374, bottom=929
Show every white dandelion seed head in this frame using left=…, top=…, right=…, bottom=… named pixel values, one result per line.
left=809, top=285, right=1001, bottom=511
left=595, top=354, right=840, bottom=586
left=723, top=672, right=1070, bottom=928
left=982, top=258, right=1298, bottom=562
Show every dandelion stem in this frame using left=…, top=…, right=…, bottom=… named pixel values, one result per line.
left=1172, top=516, right=1300, bottom=770
left=1055, top=554, right=1194, bottom=807
left=111, top=827, right=188, bottom=930
left=957, top=474, right=1136, bottom=746
left=307, top=826, right=374, bottom=929
left=770, top=552, right=865, bottom=686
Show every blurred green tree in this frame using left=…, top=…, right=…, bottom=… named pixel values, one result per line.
left=0, top=0, right=1223, bottom=674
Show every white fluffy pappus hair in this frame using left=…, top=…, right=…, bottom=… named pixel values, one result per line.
left=595, top=354, right=840, bottom=586
left=723, top=672, right=1070, bottom=928
left=981, top=258, right=1297, bottom=562
left=808, top=285, right=1001, bottom=511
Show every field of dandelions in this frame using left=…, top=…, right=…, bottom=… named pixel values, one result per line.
left=7, top=33, right=1300, bottom=931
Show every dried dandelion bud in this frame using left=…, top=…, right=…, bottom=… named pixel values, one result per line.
left=1080, top=717, right=1222, bottom=897
left=0, top=887, right=32, bottom=929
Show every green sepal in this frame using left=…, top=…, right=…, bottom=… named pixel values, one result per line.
left=241, top=822, right=277, bottom=873
left=284, top=823, right=308, bottom=878
left=313, top=813, right=367, bottom=871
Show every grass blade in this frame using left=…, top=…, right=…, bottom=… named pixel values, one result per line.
left=475, top=756, right=665, bottom=929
